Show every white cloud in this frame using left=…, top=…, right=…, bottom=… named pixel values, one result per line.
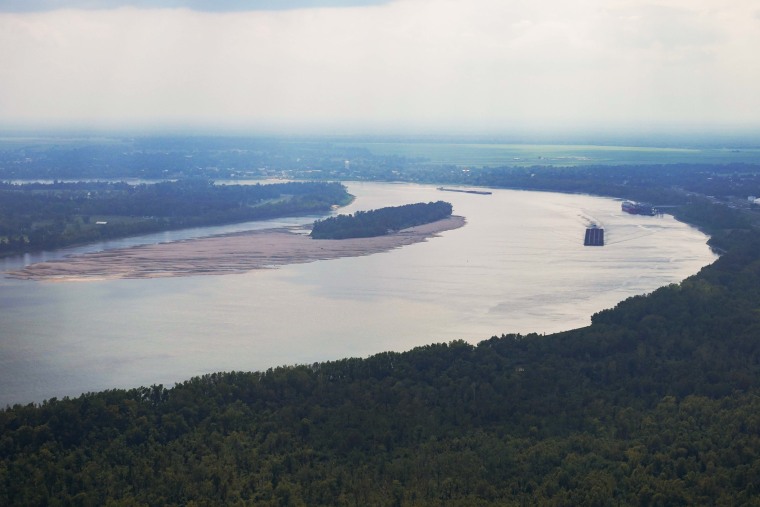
left=0, top=0, right=391, bottom=13
left=0, top=0, right=758, bottom=133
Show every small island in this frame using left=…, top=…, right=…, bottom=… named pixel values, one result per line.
left=310, top=201, right=453, bottom=239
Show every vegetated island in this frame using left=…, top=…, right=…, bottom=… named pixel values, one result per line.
left=7, top=214, right=465, bottom=282
left=310, top=200, right=453, bottom=239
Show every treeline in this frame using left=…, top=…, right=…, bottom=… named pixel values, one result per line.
left=0, top=136, right=374, bottom=180
left=2, top=212, right=760, bottom=504
left=6, top=137, right=760, bottom=219
left=0, top=180, right=350, bottom=256
left=4, top=136, right=760, bottom=204
left=310, top=201, right=452, bottom=239
left=291, top=158, right=760, bottom=210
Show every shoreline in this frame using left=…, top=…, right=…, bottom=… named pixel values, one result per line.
left=7, top=216, right=466, bottom=282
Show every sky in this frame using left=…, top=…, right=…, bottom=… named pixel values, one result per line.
left=1, top=0, right=759, bottom=136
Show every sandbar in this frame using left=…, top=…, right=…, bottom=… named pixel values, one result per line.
left=7, top=216, right=465, bottom=282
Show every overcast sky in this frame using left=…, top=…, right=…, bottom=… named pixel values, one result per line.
left=1, top=0, right=758, bottom=135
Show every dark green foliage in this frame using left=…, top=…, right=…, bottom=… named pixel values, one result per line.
left=310, top=201, right=452, bottom=239
left=0, top=180, right=350, bottom=255
left=3, top=219, right=760, bottom=505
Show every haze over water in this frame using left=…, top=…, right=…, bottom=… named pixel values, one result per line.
left=0, top=182, right=716, bottom=406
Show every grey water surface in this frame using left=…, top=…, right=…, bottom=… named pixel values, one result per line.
left=0, top=182, right=716, bottom=405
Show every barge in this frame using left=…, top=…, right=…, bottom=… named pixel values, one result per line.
left=584, top=225, right=604, bottom=246
left=437, top=187, right=492, bottom=196
left=622, top=201, right=656, bottom=216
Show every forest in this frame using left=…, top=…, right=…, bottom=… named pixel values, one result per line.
left=0, top=180, right=350, bottom=255
left=310, top=201, right=452, bottom=239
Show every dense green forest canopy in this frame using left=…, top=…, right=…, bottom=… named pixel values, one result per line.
left=0, top=180, right=350, bottom=255
left=310, top=201, right=453, bottom=239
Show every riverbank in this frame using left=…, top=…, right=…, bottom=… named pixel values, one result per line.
left=7, top=216, right=466, bottom=282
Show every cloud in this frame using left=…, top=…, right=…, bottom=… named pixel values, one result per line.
left=0, top=0, right=758, bottom=133
left=601, top=4, right=722, bottom=54
left=0, top=0, right=391, bottom=13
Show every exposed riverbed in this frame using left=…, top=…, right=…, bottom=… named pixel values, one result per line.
left=8, top=217, right=465, bottom=281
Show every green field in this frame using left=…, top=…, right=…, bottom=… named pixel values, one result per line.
left=339, top=141, right=760, bottom=167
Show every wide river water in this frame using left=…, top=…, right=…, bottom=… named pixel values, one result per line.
left=1, top=182, right=716, bottom=406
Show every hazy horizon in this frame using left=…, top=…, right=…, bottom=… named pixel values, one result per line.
left=1, top=0, right=759, bottom=135
left=2, top=126, right=760, bottom=151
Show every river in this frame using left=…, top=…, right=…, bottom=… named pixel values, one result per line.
left=0, top=182, right=716, bottom=406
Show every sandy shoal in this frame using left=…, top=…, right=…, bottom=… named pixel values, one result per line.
left=7, top=216, right=466, bottom=282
